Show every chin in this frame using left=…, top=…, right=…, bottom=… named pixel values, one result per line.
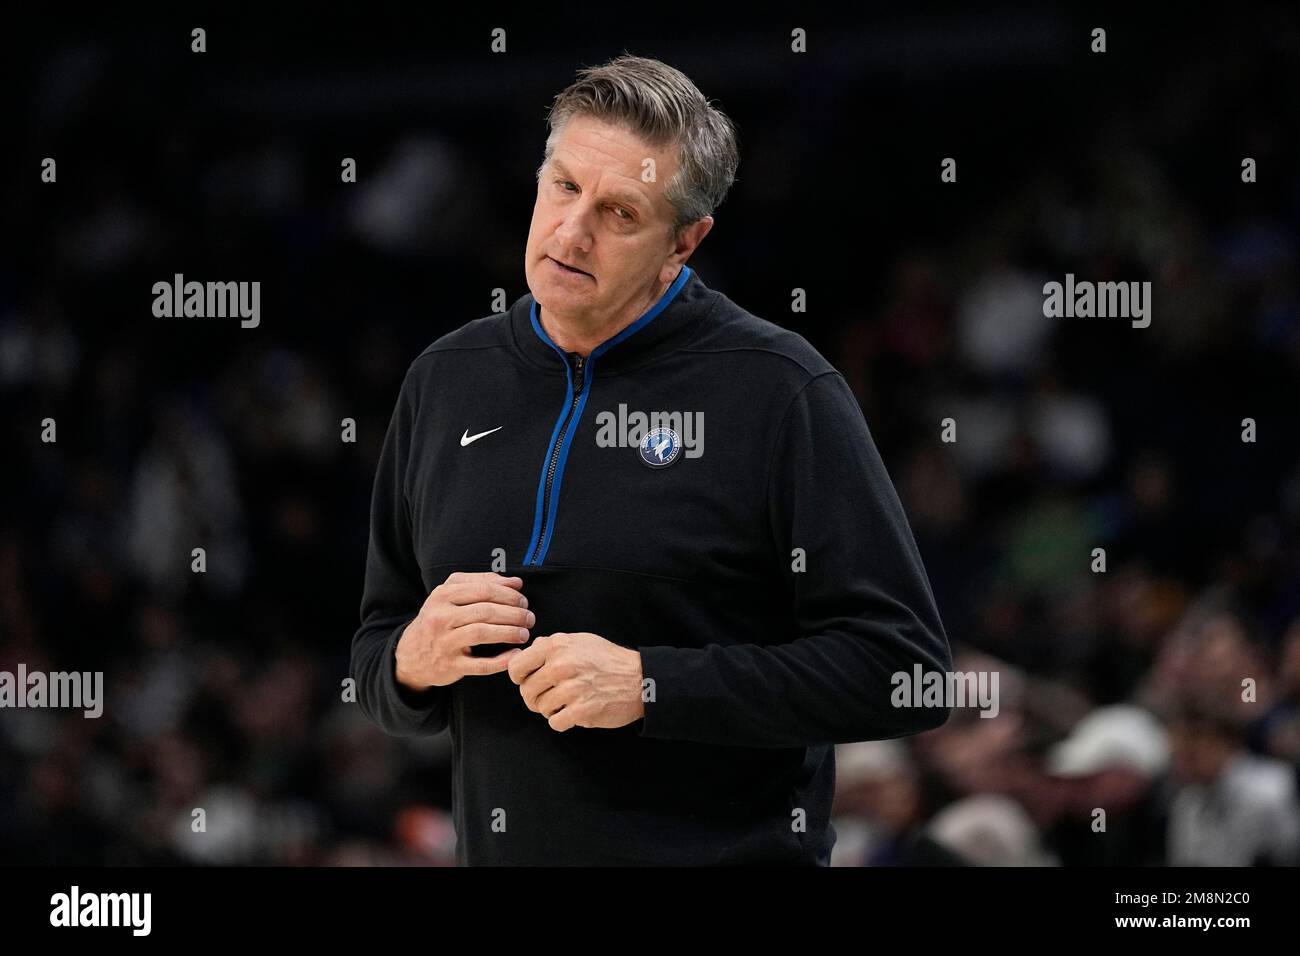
left=537, top=273, right=593, bottom=306
left=539, top=285, right=591, bottom=314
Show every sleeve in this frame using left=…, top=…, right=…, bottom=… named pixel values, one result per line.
left=637, top=370, right=953, bottom=748
left=350, top=363, right=451, bottom=737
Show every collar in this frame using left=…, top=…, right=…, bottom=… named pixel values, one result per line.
left=510, top=265, right=714, bottom=376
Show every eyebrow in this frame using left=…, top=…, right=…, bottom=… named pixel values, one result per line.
left=550, top=159, right=647, bottom=212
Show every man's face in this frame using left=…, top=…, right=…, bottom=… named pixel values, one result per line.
left=524, top=114, right=682, bottom=324
left=1169, top=722, right=1229, bottom=784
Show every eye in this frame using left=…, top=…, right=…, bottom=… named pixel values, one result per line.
left=556, top=179, right=578, bottom=193
left=610, top=206, right=634, bottom=221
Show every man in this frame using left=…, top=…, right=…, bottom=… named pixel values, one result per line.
left=351, top=54, right=952, bottom=865
left=1166, top=699, right=1300, bottom=866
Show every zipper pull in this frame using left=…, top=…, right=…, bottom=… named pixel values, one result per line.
left=569, top=352, right=586, bottom=391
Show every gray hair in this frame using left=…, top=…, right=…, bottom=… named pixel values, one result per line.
left=536, top=54, right=740, bottom=235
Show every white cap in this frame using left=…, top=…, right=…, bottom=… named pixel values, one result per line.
left=927, top=795, right=1056, bottom=866
left=1046, top=704, right=1170, bottom=779
left=835, top=740, right=912, bottom=784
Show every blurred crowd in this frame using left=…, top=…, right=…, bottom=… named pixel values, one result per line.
left=2, top=14, right=1298, bottom=865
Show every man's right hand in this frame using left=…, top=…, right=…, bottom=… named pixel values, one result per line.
left=395, top=572, right=533, bottom=691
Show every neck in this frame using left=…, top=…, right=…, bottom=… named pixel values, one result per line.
left=541, top=273, right=675, bottom=356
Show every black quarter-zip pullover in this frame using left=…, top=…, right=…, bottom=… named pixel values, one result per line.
left=351, top=265, right=953, bottom=865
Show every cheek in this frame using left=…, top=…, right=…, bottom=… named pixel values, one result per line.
left=615, top=245, right=655, bottom=283
left=526, top=198, right=552, bottom=240
left=528, top=210, right=563, bottom=246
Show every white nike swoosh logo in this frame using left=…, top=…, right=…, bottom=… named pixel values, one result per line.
left=460, top=426, right=503, bottom=447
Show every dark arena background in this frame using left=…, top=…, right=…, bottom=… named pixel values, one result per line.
left=1, top=3, right=1298, bottom=939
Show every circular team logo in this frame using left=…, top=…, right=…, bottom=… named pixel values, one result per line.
left=638, top=426, right=682, bottom=468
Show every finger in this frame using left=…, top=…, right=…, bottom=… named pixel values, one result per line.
left=534, top=681, right=570, bottom=718
left=451, top=602, right=535, bottom=630
left=507, top=638, right=553, bottom=685
left=548, top=707, right=578, bottom=733
left=444, top=571, right=524, bottom=589
left=456, top=647, right=523, bottom=677
left=455, top=622, right=533, bottom=648
left=438, top=581, right=529, bottom=609
left=518, top=665, right=561, bottom=710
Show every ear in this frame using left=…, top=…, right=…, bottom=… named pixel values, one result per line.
left=659, top=216, right=714, bottom=283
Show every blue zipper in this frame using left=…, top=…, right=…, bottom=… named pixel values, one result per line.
left=521, top=265, right=693, bottom=566
left=523, top=349, right=590, bottom=565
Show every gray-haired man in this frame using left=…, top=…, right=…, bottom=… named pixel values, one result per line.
left=352, top=55, right=951, bottom=865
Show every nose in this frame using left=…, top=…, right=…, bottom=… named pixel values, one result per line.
left=553, top=201, right=594, bottom=255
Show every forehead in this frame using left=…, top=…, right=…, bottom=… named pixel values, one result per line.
left=548, top=115, right=676, bottom=206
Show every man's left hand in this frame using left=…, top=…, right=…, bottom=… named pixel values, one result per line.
left=508, top=632, right=645, bottom=732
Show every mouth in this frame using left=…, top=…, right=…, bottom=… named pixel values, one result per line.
left=547, top=256, right=593, bottom=279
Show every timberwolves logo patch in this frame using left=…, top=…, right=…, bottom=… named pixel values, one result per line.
left=639, top=426, right=682, bottom=468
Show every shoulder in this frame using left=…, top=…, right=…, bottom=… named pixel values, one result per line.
left=395, top=310, right=515, bottom=392
left=414, top=311, right=511, bottom=365
left=687, top=288, right=839, bottom=387
left=1228, top=754, right=1298, bottom=805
